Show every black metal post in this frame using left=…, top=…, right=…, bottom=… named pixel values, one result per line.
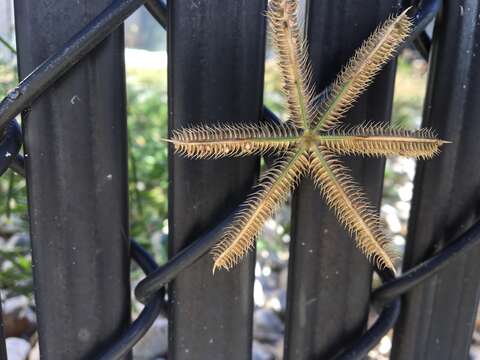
left=167, top=0, right=267, bottom=358
left=14, top=0, right=130, bottom=358
left=284, top=1, right=401, bottom=358
left=392, top=1, right=480, bottom=359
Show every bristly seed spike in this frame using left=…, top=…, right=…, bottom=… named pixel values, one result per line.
left=169, top=123, right=301, bottom=159
left=317, top=122, right=448, bottom=159
left=309, top=146, right=397, bottom=271
left=212, top=150, right=309, bottom=271
left=168, top=3, right=449, bottom=275
left=314, top=8, right=413, bottom=132
left=267, top=0, right=317, bottom=129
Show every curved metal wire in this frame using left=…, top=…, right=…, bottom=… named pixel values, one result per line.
left=145, top=0, right=168, bottom=28
left=372, top=220, right=480, bottom=306
left=0, top=0, right=448, bottom=359
left=96, top=240, right=165, bottom=360
left=409, top=0, right=441, bottom=40
left=413, top=31, right=432, bottom=60
left=332, top=299, right=401, bottom=360
left=134, top=215, right=233, bottom=304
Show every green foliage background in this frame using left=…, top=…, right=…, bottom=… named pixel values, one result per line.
left=127, top=67, right=169, bottom=262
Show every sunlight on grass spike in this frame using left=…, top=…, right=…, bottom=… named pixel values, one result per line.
left=167, top=1, right=449, bottom=274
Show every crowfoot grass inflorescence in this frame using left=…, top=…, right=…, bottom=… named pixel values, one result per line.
left=167, top=1, right=448, bottom=274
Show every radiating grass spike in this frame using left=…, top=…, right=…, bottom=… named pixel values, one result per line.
left=212, top=150, right=309, bottom=272
left=309, top=146, right=397, bottom=271
left=314, top=9, right=413, bottom=132
left=319, top=123, right=448, bottom=159
left=170, top=123, right=301, bottom=159
left=267, top=0, right=317, bottom=129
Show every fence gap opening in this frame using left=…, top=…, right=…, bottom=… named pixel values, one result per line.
left=125, top=7, right=169, bottom=358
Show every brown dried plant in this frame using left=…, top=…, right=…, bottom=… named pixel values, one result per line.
left=167, top=1, right=448, bottom=273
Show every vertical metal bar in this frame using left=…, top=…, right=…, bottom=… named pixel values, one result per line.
left=14, top=1, right=130, bottom=358
left=167, top=0, right=266, bottom=358
left=392, top=1, right=480, bottom=359
left=284, top=1, right=401, bottom=358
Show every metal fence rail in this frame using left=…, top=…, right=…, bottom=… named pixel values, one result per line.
left=393, top=0, right=480, bottom=358
left=13, top=0, right=131, bottom=358
left=167, top=0, right=265, bottom=358
left=1, top=0, right=480, bottom=359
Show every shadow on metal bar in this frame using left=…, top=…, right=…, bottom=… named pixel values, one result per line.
left=0, top=0, right=448, bottom=359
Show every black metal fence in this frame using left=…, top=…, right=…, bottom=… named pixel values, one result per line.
left=1, top=0, right=480, bottom=359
